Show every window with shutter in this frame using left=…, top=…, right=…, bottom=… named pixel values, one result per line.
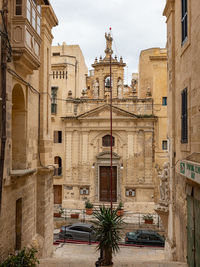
left=181, top=88, right=188, bottom=143
left=181, top=0, right=188, bottom=44
left=54, top=131, right=62, bottom=143
left=102, top=135, right=115, bottom=147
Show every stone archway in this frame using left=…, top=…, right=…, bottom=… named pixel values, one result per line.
left=12, top=84, right=26, bottom=170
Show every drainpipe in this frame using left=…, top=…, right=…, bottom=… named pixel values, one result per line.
left=0, top=0, right=8, bottom=213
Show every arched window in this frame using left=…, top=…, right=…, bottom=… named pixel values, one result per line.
left=102, top=135, right=115, bottom=147
left=105, top=76, right=112, bottom=88
left=54, top=156, right=62, bottom=176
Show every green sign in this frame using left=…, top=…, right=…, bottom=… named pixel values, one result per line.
left=179, top=160, right=200, bottom=185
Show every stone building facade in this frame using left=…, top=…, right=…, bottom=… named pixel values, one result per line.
left=0, top=0, right=58, bottom=262
left=163, top=0, right=200, bottom=265
left=51, top=33, right=168, bottom=214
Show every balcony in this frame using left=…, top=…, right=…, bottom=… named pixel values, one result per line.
left=11, top=0, right=42, bottom=74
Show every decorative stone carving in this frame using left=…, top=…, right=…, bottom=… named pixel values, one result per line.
left=117, top=78, right=123, bottom=99
left=158, top=162, right=170, bottom=203
left=146, top=87, right=152, bottom=97
left=93, top=79, right=99, bottom=98
left=68, top=90, right=72, bottom=98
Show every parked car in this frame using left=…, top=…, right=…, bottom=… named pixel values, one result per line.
left=125, top=230, right=165, bottom=247
left=59, top=223, right=96, bottom=241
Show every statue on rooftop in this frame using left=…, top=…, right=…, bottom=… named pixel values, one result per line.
left=105, top=32, right=113, bottom=57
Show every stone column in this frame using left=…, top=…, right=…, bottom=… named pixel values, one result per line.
left=65, top=132, right=72, bottom=183
left=36, top=168, right=54, bottom=258
left=137, top=130, right=145, bottom=183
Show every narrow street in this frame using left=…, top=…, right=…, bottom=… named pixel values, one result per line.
left=38, top=243, right=187, bottom=267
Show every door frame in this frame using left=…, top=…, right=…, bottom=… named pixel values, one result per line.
left=95, top=151, right=122, bottom=203
left=98, top=165, right=118, bottom=202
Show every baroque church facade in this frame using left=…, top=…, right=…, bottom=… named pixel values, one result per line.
left=51, top=33, right=167, bottom=213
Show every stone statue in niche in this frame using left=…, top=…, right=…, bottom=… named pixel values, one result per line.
left=159, top=162, right=170, bottom=202
left=93, top=79, right=99, bottom=98
left=117, top=79, right=123, bottom=99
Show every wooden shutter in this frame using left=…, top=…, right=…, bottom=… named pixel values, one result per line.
left=181, top=88, right=188, bottom=143
left=54, top=185, right=62, bottom=204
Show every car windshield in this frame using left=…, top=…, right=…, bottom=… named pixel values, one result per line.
left=128, top=232, right=136, bottom=237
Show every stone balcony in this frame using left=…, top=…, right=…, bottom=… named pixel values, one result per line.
left=11, top=17, right=41, bottom=74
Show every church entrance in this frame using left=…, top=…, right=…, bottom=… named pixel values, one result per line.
left=99, top=166, right=117, bottom=202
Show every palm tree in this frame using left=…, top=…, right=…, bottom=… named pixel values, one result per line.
left=93, top=206, right=125, bottom=266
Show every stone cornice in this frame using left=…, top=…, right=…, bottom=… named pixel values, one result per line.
left=41, top=5, right=58, bottom=29
left=163, top=0, right=175, bottom=19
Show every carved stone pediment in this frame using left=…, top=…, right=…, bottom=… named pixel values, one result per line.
left=77, top=104, right=138, bottom=120
left=96, top=151, right=120, bottom=160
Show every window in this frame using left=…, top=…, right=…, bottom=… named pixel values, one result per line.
left=102, top=135, right=115, bottom=147
left=26, top=0, right=41, bottom=34
left=181, top=0, right=188, bottom=43
left=105, top=76, right=112, bottom=88
left=54, top=131, right=62, bottom=143
left=53, top=52, right=60, bottom=56
left=16, top=0, right=22, bottom=15
left=162, top=140, right=168, bottom=150
left=54, top=156, right=62, bottom=176
left=51, top=87, right=58, bottom=114
left=80, top=187, right=89, bottom=195
left=126, top=188, right=136, bottom=197
left=181, top=88, right=188, bottom=143
left=162, top=97, right=167, bottom=106
left=27, top=0, right=31, bottom=21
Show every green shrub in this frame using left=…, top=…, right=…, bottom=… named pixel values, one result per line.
left=0, top=247, right=39, bottom=267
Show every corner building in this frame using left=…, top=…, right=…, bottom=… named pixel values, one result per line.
left=163, top=0, right=200, bottom=265
left=0, top=0, right=58, bottom=261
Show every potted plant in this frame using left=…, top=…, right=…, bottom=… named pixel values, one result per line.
left=70, top=212, right=79, bottom=219
left=93, top=206, right=124, bottom=267
left=116, top=201, right=124, bottom=217
left=85, top=200, right=94, bottom=215
left=143, top=214, right=153, bottom=224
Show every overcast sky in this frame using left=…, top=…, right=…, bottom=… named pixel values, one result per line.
left=50, top=0, right=166, bottom=84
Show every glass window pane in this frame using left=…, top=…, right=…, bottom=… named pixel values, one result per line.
left=27, top=10, right=31, bottom=21
left=16, top=0, right=22, bottom=4
left=27, top=0, right=30, bottom=9
left=37, top=5, right=41, bottom=13
left=16, top=6, right=22, bottom=15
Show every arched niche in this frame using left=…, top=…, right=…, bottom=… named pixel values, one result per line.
left=12, top=84, right=27, bottom=170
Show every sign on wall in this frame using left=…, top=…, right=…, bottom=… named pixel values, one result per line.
left=179, top=160, right=200, bottom=185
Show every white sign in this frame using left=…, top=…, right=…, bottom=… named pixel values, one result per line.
left=179, top=160, right=200, bottom=185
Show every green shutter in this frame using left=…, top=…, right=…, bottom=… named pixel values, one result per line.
left=187, top=195, right=195, bottom=267
left=194, top=198, right=200, bottom=266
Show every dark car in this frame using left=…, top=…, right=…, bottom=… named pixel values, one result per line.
left=125, top=230, right=165, bottom=247
left=59, top=223, right=96, bottom=241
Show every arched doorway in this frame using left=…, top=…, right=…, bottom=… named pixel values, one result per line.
left=12, top=84, right=26, bottom=170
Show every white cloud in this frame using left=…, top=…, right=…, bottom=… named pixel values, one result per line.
left=50, top=0, right=166, bottom=84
